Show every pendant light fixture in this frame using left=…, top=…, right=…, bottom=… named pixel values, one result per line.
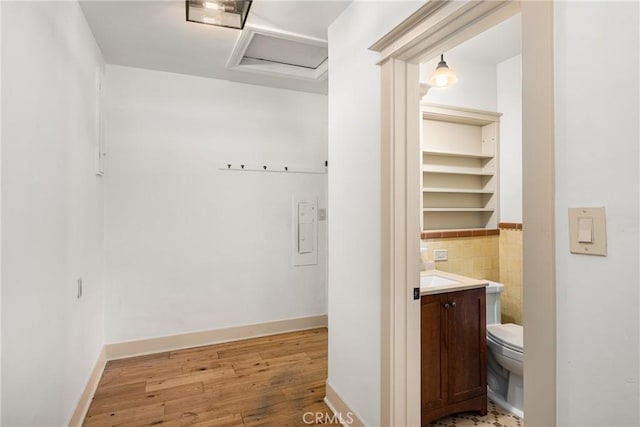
left=428, top=54, right=458, bottom=88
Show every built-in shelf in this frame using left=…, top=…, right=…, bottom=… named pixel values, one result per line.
left=422, top=149, right=493, bottom=160
left=421, top=103, right=501, bottom=232
left=423, top=208, right=495, bottom=212
left=422, top=166, right=494, bottom=176
left=422, top=187, right=494, bottom=194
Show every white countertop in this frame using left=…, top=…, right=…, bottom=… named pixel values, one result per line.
left=420, top=269, right=488, bottom=296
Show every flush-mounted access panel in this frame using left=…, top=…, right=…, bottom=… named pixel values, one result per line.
left=292, top=196, right=318, bottom=266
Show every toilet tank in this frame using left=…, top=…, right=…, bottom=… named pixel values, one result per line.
left=485, top=280, right=504, bottom=325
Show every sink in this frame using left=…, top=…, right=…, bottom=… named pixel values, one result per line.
left=420, top=273, right=462, bottom=287
left=419, top=270, right=488, bottom=295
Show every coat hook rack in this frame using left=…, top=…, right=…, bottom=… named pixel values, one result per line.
left=219, top=162, right=327, bottom=175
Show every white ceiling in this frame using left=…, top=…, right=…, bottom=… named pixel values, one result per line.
left=423, top=13, right=521, bottom=68
left=79, top=1, right=350, bottom=94
left=450, top=13, right=521, bottom=64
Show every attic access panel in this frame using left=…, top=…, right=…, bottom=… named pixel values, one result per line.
left=227, top=26, right=328, bottom=81
left=242, top=34, right=327, bottom=70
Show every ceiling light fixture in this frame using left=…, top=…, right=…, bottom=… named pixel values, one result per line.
left=428, top=54, right=458, bottom=88
left=186, top=0, right=252, bottom=30
left=204, top=2, right=224, bottom=11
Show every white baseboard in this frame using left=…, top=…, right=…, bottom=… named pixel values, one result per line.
left=105, top=315, right=328, bottom=360
left=69, top=315, right=328, bottom=425
left=324, top=381, right=365, bottom=427
left=68, top=347, right=107, bottom=427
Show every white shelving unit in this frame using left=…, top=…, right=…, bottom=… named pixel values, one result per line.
left=421, top=103, right=501, bottom=231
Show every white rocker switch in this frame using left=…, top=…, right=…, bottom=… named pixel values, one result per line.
left=577, top=217, right=593, bottom=243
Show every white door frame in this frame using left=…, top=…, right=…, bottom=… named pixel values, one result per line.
left=371, top=1, right=556, bottom=426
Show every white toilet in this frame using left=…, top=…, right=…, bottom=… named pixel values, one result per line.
left=485, top=281, right=524, bottom=418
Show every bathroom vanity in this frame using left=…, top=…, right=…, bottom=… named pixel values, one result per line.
left=420, top=271, right=487, bottom=425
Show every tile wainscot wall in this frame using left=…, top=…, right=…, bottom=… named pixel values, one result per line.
left=422, top=224, right=523, bottom=325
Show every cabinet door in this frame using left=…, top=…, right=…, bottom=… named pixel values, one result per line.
left=421, top=294, right=447, bottom=414
left=446, top=288, right=487, bottom=404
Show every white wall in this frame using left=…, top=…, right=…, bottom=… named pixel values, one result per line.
left=554, top=2, right=639, bottom=425
left=497, top=55, right=522, bottom=223
left=104, top=65, right=327, bottom=343
left=1, top=1, right=105, bottom=425
left=327, top=2, right=423, bottom=425
left=421, top=57, right=497, bottom=111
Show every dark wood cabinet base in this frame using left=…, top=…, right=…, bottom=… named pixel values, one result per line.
left=422, top=394, right=487, bottom=425
left=421, top=287, right=487, bottom=426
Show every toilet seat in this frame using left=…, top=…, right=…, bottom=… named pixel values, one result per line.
left=487, top=323, right=523, bottom=353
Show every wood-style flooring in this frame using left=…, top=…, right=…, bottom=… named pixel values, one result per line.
left=84, top=328, right=338, bottom=427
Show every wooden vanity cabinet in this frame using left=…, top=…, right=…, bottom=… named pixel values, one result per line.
left=421, top=287, right=487, bottom=425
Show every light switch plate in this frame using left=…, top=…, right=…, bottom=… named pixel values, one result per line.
left=568, top=207, right=607, bottom=256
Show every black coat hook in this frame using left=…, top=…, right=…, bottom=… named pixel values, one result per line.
left=241, top=164, right=245, bottom=169
left=263, top=165, right=267, bottom=170
left=227, top=164, right=231, bottom=169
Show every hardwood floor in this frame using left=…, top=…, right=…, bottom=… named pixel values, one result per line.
left=84, top=328, right=339, bottom=427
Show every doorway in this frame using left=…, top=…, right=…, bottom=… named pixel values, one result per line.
left=371, top=2, right=556, bottom=426
left=420, top=12, right=523, bottom=420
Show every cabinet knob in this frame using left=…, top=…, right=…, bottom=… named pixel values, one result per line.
left=451, top=301, right=457, bottom=308
left=444, top=303, right=450, bottom=309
